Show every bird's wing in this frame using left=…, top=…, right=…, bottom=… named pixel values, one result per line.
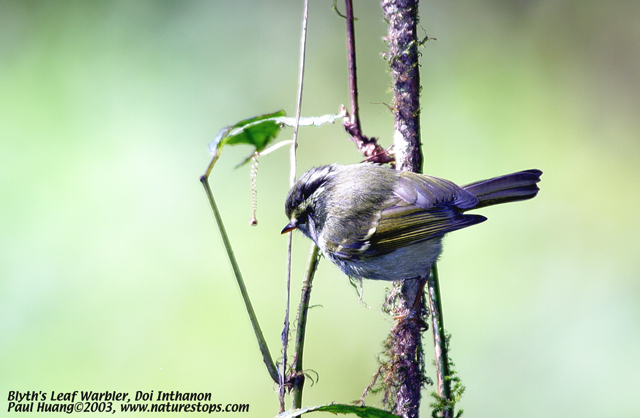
left=363, top=202, right=485, bottom=256
left=331, top=173, right=484, bottom=260
left=394, top=171, right=479, bottom=210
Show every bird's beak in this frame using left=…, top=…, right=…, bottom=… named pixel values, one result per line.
left=281, top=221, right=297, bottom=234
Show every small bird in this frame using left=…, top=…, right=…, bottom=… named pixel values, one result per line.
left=282, top=163, right=541, bottom=282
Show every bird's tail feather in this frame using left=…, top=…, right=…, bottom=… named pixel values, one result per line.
left=463, top=169, right=542, bottom=209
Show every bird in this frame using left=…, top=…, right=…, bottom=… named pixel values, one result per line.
left=282, top=163, right=541, bottom=283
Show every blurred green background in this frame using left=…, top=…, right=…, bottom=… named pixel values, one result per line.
left=1, top=1, right=639, bottom=417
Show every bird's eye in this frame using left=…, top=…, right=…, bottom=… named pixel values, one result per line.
left=294, top=206, right=310, bottom=226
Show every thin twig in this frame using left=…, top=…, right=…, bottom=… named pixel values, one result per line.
left=427, top=264, right=452, bottom=418
left=289, top=0, right=309, bottom=187
left=292, top=243, right=321, bottom=408
left=343, top=0, right=394, bottom=165
left=281, top=232, right=292, bottom=412
left=281, top=0, right=310, bottom=412
left=200, top=164, right=279, bottom=383
left=345, top=0, right=361, bottom=136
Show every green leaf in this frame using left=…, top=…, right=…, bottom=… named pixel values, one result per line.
left=207, top=108, right=345, bottom=168
left=208, top=110, right=286, bottom=162
left=276, top=404, right=401, bottom=418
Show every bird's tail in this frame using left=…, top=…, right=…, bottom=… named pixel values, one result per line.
left=463, top=169, right=542, bottom=209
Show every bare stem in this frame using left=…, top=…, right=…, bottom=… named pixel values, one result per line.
left=427, top=264, right=452, bottom=418
left=343, top=0, right=394, bottom=165
left=281, top=0, right=310, bottom=411
left=291, top=243, right=321, bottom=409
left=200, top=167, right=279, bottom=384
left=280, top=232, right=293, bottom=412
left=345, top=0, right=361, bottom=134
